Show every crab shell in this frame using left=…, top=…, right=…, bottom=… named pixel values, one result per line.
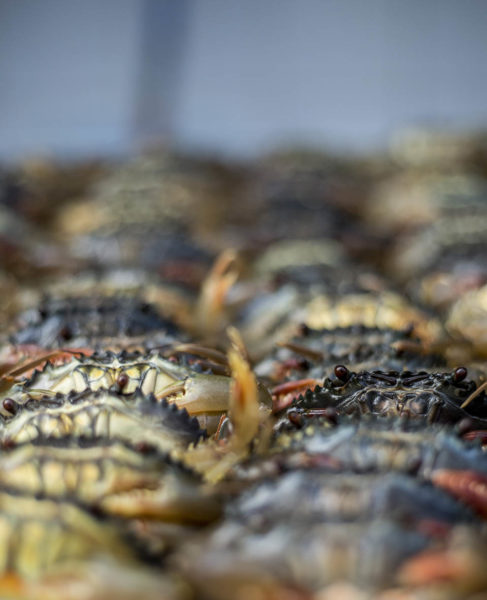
left=446, top=284, right=487, bottom=358
left=0, top=489, right=134, bottom=579
left=0, top=390, right=205, bottom=454
left=10, top=295, right=183, bottom=349
left=256, top=325, right=445, bottom=385
left=3, top=351, right=245, bottom=433
left=283, top=370, right=486, bottom=428
left=0, top=436, right=221, bottom=524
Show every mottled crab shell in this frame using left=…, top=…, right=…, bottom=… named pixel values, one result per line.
left=178, top=512, right=473, bottom=593
left=69, top=223, right=214, bottom=286
left=0, top=390, right=205, bottom=453
left=6, top=349, right=223, bottom=401
left=256, top=325, right=445, bottom=383
left=11, top=295, right=183, bottom=349
left=235, top=149, right=364, bottom=247
left=304, top=291, right=442, bottom=344
left=31, top=267, right=198, bottom=333
left=0, top=437, right=221, bottom=524
left=179, top=411, right=487, bottom=594
left=238, top=264, right=424, bottom=359
left=229, top=470, right=475, bottom=525
left=0, top=488, right=134, bottom=578
left=446, top=284, right=487, bottom=358
left=285, top=369, right=486, bottom=427
left=1, top=349, right=235, bottom=434
left=391, top=214, right=487, bottom=310
left=56, top=151, right=225, bottom=238
left=270, top=416, right=487, bottom=477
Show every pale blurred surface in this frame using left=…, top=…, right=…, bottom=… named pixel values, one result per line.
left=1, top=0, right=487, bottom=160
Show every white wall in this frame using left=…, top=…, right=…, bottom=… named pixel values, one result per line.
left=175, top=0, right=487, bottom=156
left=1, top=0, right=487, bottom=160
left=0, top=0, right=143, bottom=160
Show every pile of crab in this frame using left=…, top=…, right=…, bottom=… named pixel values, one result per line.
left=0, top=136, right=486, bottom=600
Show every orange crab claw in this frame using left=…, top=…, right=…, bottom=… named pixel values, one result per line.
left=274, top=357, right=311, bottom=380
left=1, top=345, right=90, bottom=376
left=227, top=328, right=261, bottom=448
left=196, top=249, right=239, bottom=337
left=431, top=469, right=487, bottom=518
left=271, top=378, right=321, bottom=413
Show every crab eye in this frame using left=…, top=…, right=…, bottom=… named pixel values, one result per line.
left=452, top=367, right=468, bottom=383
left=116, top=373, right=129, bottom=390
left=2, top=398, right=18, bottom=416
left=334, top=365, right=349, bottom=382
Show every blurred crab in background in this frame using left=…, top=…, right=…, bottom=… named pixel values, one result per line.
left=0, top=136, right=486, bottom=600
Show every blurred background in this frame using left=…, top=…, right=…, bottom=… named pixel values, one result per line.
left=1, top=0, right=487, bottom=162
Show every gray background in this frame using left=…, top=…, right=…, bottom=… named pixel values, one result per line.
left=1, top=0, right=487, bottom=161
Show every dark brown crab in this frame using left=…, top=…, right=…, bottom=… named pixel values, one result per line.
left=280, top=366, right=487, bottom=428
left=258, top=325, right=446, bottom=412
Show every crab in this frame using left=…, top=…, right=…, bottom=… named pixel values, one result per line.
left=277, top=366, right=487, bottom=428
left=256, top=325, right=446, bottom=412
left=10, top=295, right=183, bottom=349
left=0, top=347, right=272, bottom=434
left=0, top=436, right=221, bottom=524
left=0, top=488, right=134, bottom=579
left=0, top=389, right=205, bottom=454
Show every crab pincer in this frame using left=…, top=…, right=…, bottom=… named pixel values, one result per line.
left=156, top=361, right=270, bottom=435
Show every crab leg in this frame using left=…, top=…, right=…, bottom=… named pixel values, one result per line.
left=0, top=350, right=85, bottom=394
left=271, top=378, right=321, bottom=412
left=431, top=469, right=487, bottom=518
left=461, top=380, right=487, bottom=409
left=462, top=430, right=487, bottom=445
left=281, top=342, right=324, bottom=362
left=169, top=344, right=228, bottom=366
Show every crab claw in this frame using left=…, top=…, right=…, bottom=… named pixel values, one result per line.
left=156, top=374, right=232, bottom=435
left=431, top=469, right=487, bottom=518
left=100, top=474, right=222, bottom=524
left=227, top=339, right=261, bottom=449
left=157, top=372, right=270, bottom=436
left=158, top=374, right=231, bottom=415
left=196, top=249, right=239, bottom=337
left=175, top=329, right=271, bottom=482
